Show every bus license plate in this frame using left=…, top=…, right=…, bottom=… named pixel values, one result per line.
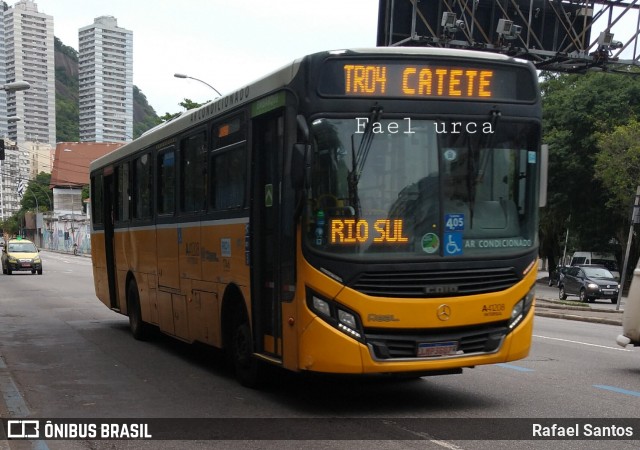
left=417, top=341, right=458, bottom=357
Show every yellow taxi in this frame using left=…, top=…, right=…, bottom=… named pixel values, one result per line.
left=1, top=237, right=43, bottom=275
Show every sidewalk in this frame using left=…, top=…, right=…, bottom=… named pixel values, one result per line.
left=534, top=270, right=624, bottom=326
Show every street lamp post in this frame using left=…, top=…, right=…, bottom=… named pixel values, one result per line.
left=173, top=73, right=222, bottom=97
left=30, top=189, right=39, bottom=246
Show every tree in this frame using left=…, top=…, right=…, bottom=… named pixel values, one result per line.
left=160, top=98, right=203, bottom=122
left=20, top=173, right=52, bottom=212
left=594, top=119, right=640, bottom=270
left=539, top=71, right=640, bottom=271
left=0, top=215, right=19, bottom=237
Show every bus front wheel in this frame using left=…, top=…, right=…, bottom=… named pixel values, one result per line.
left=231, top=312, right=262, bottom=388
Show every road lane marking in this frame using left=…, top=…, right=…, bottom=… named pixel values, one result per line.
left=430, top=440, right=464, bottom=449
left=382, top=419, right=464, bottom=449
left=594, top=385, right=640, bottom=398
left=533, top=334, right=633, bottom=352
left=496, top=363, right=534, bottom=372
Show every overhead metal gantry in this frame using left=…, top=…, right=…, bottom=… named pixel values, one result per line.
left=377, top=0, right=640, bottom=73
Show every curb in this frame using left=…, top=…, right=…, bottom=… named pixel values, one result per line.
left=534, top=298, right=623, bottom=326
left=534, top=310, right=622, bottom=326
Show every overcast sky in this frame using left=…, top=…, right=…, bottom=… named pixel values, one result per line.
left=26, top=0, right=640, bottom=117
left=35, top=0, right=378, bottom=115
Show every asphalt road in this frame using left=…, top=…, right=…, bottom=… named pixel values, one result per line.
left=1, top=253, right=639, bottom=450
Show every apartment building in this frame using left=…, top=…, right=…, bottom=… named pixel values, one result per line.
left=0, top=1, right=54, bottom=219
left=3, top=0, right=56, bottom=148
left=79, top=16, right=133, bottom=143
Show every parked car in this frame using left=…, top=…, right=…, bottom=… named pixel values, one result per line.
left=570, top=251, right=620, bottom=280
left=1, top=238, right=43, bottom=275
left=559, top=264, right=619, bottom=303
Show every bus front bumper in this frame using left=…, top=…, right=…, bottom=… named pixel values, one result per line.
left=298, top=303, right=534, bottom=375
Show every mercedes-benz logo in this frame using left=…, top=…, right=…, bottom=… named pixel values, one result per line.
left=437, top=304, right=451, bottom=321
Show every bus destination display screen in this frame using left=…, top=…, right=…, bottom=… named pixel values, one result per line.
left=318, top=59, right=536, bottom=102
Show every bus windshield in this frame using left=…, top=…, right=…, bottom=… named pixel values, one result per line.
left=305, top=117, right=539, bottom=260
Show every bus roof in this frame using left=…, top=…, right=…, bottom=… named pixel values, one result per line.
left=90, top=47, right=533, bottom=172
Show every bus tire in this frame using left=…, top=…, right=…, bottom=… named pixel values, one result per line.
left=127, top=279, right=150, bottom=341
left=230, top=310, right=262, bottom=388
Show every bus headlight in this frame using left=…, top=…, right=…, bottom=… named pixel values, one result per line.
left=307, top=289, right=364, bottom=342
left=508, top=287, right=535, bottom=330
left=312, top=296, right=331, bottom=317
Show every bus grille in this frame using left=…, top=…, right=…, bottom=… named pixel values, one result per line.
left=351, top=267, right=520, bottom=298
left=365, top=323, right=508, bottom=360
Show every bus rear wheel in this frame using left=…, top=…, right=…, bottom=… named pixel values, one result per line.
left=127, top=279, right=150, bottom=340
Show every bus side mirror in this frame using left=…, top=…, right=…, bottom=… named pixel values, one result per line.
left=539, top=144, right=548, bottom=207
left=292, top=143, right=310, bottom=189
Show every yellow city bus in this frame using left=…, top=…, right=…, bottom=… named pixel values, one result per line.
left=90, top=47, right=545, bottom=386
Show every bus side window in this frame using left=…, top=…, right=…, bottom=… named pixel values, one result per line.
left=115, top=162, right=130, bottom=222
left=157, top=148, right=176, bottom=215
left=180, top=132, right=207, bottom=213
left=210, top=144, right=247, bottom=210
left=91, top=173, right=104, bottom=225
left=133, top=152, right=153, bottom=219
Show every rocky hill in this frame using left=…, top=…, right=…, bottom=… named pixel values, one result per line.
left=54, top=37, right=160, bottom=142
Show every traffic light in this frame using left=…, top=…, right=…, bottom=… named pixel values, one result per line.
left=0, top=139, right=4, bottom=160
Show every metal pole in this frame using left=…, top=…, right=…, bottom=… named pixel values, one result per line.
left=70, top=186, right=75, bottom=252
left=0, top=159, right=4, bottom=221
left=173, top=73, right=221, bottom=97
left=617, top=185, right=640, bottom=310
left=31, top=189, right=39, bottom=246
left=562, top=214, right=571, bottom=266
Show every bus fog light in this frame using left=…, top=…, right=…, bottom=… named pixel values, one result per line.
left=312, top=296, right=331, bottom=317
left=337, top=310, right=362, bottom=339
left=338, top=309, right=357, bottom=329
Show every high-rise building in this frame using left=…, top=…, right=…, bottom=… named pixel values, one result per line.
left=3, top=0, right=56, bottom=148
left=79, top=16, right=133, bottom=143
left=0, top=1, right=54, bottom=220
left=0, top=138, right=30, bottom=220
left=0, top=1, right=8, bottom=139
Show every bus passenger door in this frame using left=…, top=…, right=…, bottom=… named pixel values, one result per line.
left=103, top=173, right=119, bottom=310
left=251, top=110, right=285, bottom=360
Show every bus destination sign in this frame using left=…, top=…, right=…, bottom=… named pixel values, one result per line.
left=344, top=65, right=493, bottom=99
left=318, top=59, right=535, bottom=102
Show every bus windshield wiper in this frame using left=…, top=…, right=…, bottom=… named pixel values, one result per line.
left=348, top=105, right=383, bottom=215
left=467, top=109, right=501, bottom=228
